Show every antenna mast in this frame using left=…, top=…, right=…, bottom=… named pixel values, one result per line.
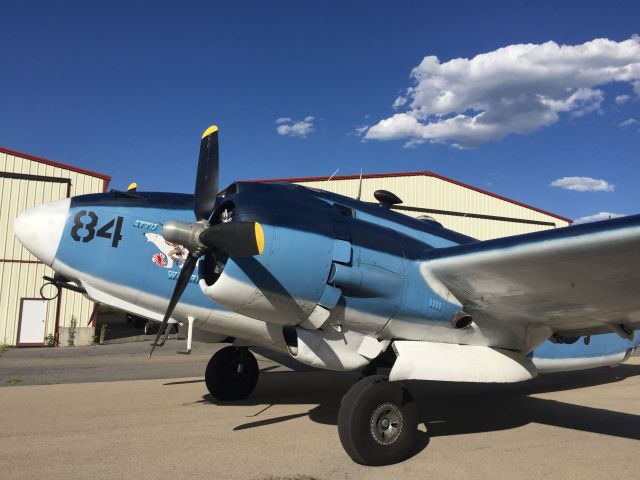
left=356, top=168, right=363, bottom=201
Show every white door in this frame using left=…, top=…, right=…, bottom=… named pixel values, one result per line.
left=18, top=299, right=48, bottom=345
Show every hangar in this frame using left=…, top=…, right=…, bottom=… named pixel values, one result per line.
left=0, top=147, right=110, bottom=347
left=258, top=172, right=572, bottom=240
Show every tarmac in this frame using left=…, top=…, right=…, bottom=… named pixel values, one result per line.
left=0, top=341, right=639, bottom=480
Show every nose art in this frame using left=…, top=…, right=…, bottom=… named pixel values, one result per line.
left=13, top=198, right=71, bottom=266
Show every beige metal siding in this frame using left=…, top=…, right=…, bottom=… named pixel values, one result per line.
left=0, top=150, right=106, bottom=346
left=294, top=175, right=570, bottom=240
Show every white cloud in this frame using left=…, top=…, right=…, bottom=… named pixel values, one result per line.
left=574, top=212, right=625, bottom=224
left=276, top=116, right=315, bottom=138
left=393, top=96, right=408, bottom=109
left=353, top=125, right=369, bottom=136
left=364, top=36, right=640, bottom=148
left=550, top=176, right=614, bottom=192
left=551, top=177, right=615, bottom=192
left=619, top=118, right=637, bottom=127
left=615, top=94, right=631, bottom=105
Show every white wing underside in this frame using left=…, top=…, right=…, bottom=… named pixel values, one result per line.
left=426, top=215, right=640, bottom=337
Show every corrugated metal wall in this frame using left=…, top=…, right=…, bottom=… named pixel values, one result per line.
left=0, top=150, right=106, bottom=346
left=293, top=175, right=570, bottom=240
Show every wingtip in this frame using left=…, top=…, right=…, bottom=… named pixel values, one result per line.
left=202, top=124, right=218, bottom=139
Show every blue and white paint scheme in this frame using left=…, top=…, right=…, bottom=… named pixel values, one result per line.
left=13, top=124, right=640, bottom=465
left=14, top=181, right=639, bottom=376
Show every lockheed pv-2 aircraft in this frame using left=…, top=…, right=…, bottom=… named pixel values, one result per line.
left=14, top=125, right=640, bottom=465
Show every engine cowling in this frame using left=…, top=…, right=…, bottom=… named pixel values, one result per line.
left=200, top=221, right=336, bottom=325
left=198, top=182, right=346, bottom=326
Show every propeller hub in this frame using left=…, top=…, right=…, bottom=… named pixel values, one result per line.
left=162, top=220, right=209, bottom=256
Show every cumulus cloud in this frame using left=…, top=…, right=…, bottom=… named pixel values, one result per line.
left=363, top=36, right=640, bottom=148
left=276, top=116, right=315, bottom=138
left=619, top=118, right=637, bottom=127
left=574, top=212, right=625, bottom=224
left=615, top=94, right=631, bottom=105
left=550, top=176, right=614, bottom=192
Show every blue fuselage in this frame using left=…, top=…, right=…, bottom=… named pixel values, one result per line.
left=51, top=182, right=638, bottom=370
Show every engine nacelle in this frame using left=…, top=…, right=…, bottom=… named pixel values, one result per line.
left=284, top=327, right=380, bottom=371
left=531, top=333, right=639, bottom=373
left=198, top=182, right=346, bottom=327
left=199, top=221, right=336, bottom=325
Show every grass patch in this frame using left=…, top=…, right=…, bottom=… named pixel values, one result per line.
left=6, top=377, right=22, bottom=385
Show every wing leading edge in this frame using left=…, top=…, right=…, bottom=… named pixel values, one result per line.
left=425, top=214, right=640, bottom=338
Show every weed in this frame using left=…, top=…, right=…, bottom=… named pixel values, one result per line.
left=0, top=344, right=7, bottom=357
left=44, top=334, right=55, bottom=347
left=68, top=316, right=77, bottom=346
left=6, top=377, right=22, bottom=385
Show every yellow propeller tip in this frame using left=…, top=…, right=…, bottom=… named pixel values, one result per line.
left=255, top=222, right=264, bottom=255
left=127, top=182, right=138, bottom=191
left=202, top=125, right=219, bottom=139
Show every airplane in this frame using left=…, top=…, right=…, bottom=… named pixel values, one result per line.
left=13, top=125, right=640, bottom=466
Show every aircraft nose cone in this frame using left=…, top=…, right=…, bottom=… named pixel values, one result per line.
left=14, top=198, right=70, bottom=266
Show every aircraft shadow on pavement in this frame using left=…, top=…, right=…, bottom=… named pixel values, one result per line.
left=189, top=363, right=640, bottom=460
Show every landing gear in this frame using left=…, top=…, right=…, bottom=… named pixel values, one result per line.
left=205, top=346, right=259, bottom=401
left=338, top=375, right=418, bottom=466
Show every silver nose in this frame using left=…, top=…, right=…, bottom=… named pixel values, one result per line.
left=14, top=198, right=70, bottom=266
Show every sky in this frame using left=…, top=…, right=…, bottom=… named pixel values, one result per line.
left=1, top=0, right=639, bottom=223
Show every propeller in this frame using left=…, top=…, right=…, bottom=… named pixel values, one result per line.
left=149, top=125, right=264, bottom=358
left=194, top=125, right=219, bottom=221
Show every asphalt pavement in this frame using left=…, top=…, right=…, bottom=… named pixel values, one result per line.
left=0, top=339, right=222, bottom=386
left=0, top=343, right=638, bottom=480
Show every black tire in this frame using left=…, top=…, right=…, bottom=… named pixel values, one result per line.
left=338, top=377, right=418, bottom=466
left=205, top=346, right=259, bottom=401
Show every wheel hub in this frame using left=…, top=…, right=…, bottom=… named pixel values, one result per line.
left=370, top=402, right=403, bottom=445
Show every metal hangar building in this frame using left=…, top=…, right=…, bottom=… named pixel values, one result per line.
left=0, top=147, right=110, bottom=347
left=258, top=171, right=571, bottom=241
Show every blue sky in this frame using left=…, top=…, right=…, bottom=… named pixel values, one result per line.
left=1, top=0, right=639, bottom=222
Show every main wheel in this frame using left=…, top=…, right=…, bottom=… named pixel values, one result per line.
left=205, top=346, right=259, bottom=401
left=338, top=376, right=418, bottom=466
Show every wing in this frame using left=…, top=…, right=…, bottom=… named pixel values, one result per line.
left=425, top=215, right=640, bottom=337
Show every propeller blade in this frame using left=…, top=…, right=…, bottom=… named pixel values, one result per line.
left=199, top=221, right=264, bottom=257
left=194, top=125, right=220, bottom=221
left=149, top=254, right=198, bottom=358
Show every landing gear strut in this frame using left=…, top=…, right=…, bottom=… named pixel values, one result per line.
left=338, top=375, right=418, bottom=466
left=205, top=346, right=259, bottom=401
